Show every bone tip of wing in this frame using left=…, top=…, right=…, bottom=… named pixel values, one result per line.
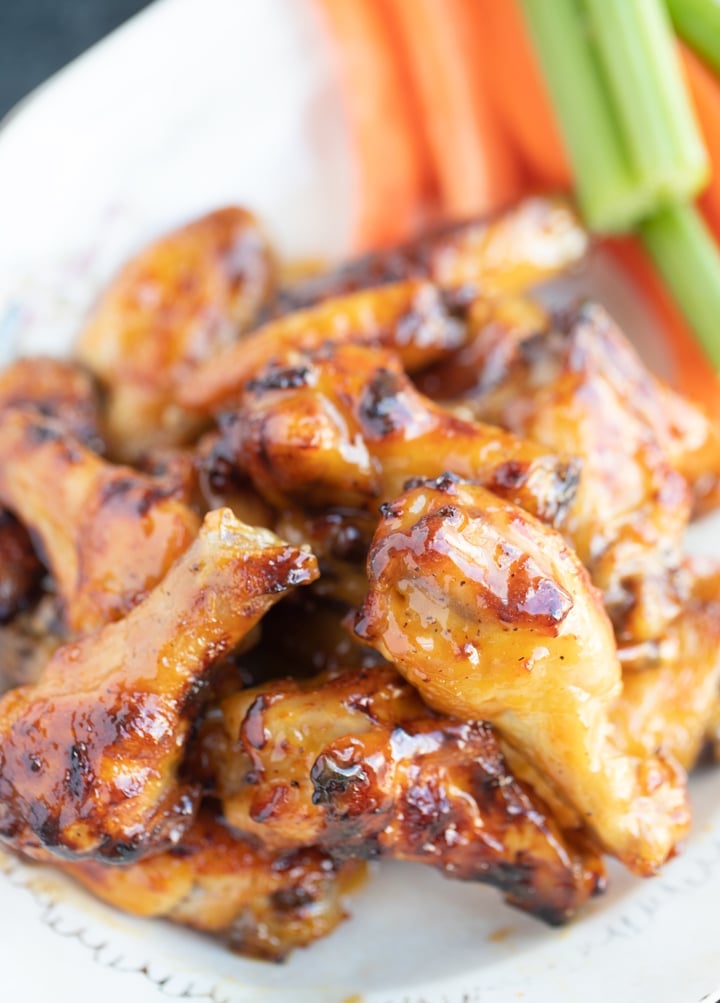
left=200, top=507, right=319, bottom=583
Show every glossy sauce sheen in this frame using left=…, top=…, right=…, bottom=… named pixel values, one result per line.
left=0, top=509, right=317, bottom=862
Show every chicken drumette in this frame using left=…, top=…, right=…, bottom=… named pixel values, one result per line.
left=354, top=476, right=690, bottom=874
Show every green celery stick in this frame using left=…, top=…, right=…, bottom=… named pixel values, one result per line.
left=641, top=204, right=720, bottom=370
left=584, top=0, right=708, bottom=204
left=667, top=0, right=720, bottom=77
left=519, top=0, right=655, bottom=231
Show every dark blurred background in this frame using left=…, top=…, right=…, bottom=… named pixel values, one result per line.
left=0, top=0, right=153, bottom=118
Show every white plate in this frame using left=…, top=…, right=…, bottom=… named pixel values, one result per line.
left=1, top=2, right=720, bottom=1000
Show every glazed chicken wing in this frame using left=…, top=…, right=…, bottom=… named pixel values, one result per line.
left=0, top=409, right=200, bottom=635
left=354, top=477, right=689, bottom=874
left=178, top=280, right=473, bottom=415
left=0, top=509, right=318, bottom=863
left=448, top=303, right=696, bottom=640
left=76, top=207, right=274, bottom=458
left=210, top=665, right=604, bottom=924
left=219, top=341, right=579, bottom=526
left=270, top=196, right=587, bottom=312
left=63, top=808, right=362, bottom=960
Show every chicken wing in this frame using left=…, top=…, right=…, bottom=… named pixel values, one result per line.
left=177, top=280, right=473, bottom=415
left=0, top=409, right=200, bottom=635
left=62, top=808, right=362, bottom=960
left=447, top=303, right=696, bottom=640
left=0, top=508, right=318, bottom=863
left=76, top=207, right=274, bottom=458
left=270, top=196, right=587, bottom=312
left=219, top=341, right=579, bottom=526
left=354, top=476, right=690, bottom=874
left=211, top=665, right=604, bottom=924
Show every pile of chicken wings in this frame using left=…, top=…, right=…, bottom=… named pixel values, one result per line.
left=1, top=197, right=719, bottom=960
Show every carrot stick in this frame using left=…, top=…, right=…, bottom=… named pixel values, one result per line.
left=481, top=0, right=571, bottom=190
left=312, top=0, right=429, bottom=250
left=678, top=42, right=720, bottom=238
left=607, top=236, right=720, bottom=421
left=379, top=0, right=525, bottom=220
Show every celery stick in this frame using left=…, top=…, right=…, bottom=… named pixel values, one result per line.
left=584, top=0, right=708, bottom=203
left=640, top=205, right=720, bottom=369
left=667, top=0, right=720, bottom=77
left=519, top=0, right=654, bottom=232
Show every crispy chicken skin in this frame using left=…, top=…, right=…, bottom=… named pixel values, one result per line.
left=270, top=196, right=587, bottom=312
left=76, top=208, right=274, bottom=458
left=449, top=303, right=695, bottom=640
left=354, top=477, right=690, bottom=874
left=0, top=409, right=201, bottom=635
left=63, top=808, right=362, bottom=961
left=212, top=665, right=604, bottom=924
left=177, top=280, right=472, bottom=415
left=613, top=568, right=720, bottom=771
left=219, top=341, right=579, bottom=525
left=0, top=356, right=104, bottom=451
left=0, top=509, right=318, bottom=863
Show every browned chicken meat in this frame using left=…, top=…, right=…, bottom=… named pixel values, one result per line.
left=217, top=341, right=579, bottom=526
left=210, top=664, right=605, bottom=924
left=444, top=303, right=701, bottom=641
left=0, top=409, right=201, bottom=636
left=270, top=196, right=587, bottom=312
left=0, top=509, right=318, bottom=863
left=354, top=476, right=690, bottom=874
left=63, top=807, right=363, bottom=961
left=76, top=208, right=275, bottom=458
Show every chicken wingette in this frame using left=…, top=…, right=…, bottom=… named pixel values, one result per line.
left=0, top=509, right=318, bottom=863
left=210, top=664, right=605, bottom=924
left=270, top=196, right=587, bottom=312
left=217, top=341, right=579, bottom=526
left=76, top=207, right=275, bottom=458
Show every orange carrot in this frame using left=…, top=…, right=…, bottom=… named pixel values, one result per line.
left=312, top=0, right=429, bottom=250
left=678, top=42, right=720, bottom=239
left=379, top=0, right=525, bottom=220
left=608, top=236, right=720, bottom=422
left=481, top=0, right=571, bottom=190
